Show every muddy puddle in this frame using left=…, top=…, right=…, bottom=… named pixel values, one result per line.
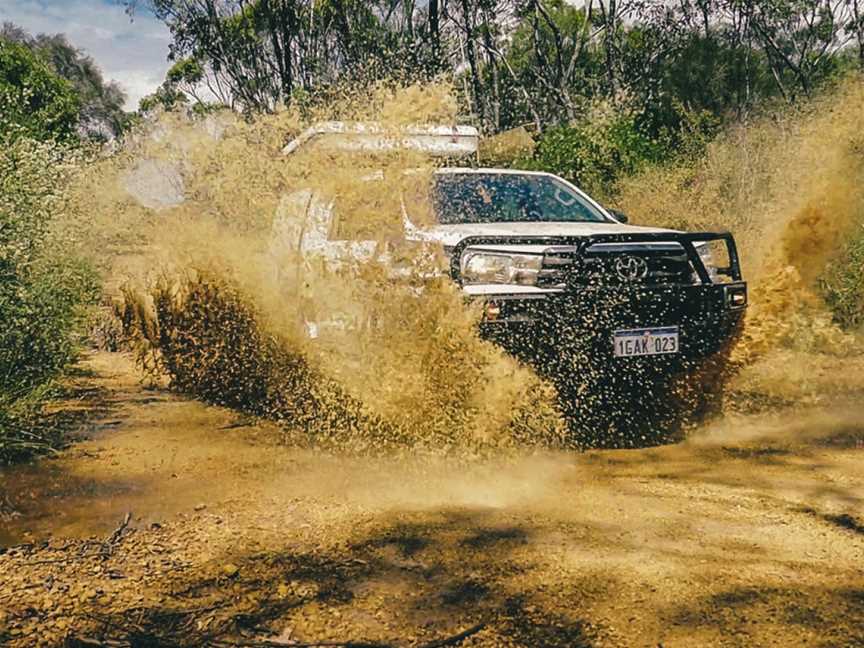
left=3, top=350, right=862, bottom=549
left=0, top=350, right=569, bottom=547
left=2, top=350, right=863, bottom=647
left=0, top=462, right=137, bottom=547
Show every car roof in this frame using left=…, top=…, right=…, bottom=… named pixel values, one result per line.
left=282, top=122, right=480, bottom=158
left=436, top=167, right=553, bottom=177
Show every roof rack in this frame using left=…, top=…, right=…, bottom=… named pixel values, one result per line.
left=282, top=121, right=479, bottom=158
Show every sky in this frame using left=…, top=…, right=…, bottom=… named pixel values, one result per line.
left=0, top=0, right=171, bottom=110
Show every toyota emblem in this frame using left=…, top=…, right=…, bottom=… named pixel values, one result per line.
left=615, top=255, right=649, bottom=282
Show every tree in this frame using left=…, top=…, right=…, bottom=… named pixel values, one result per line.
left=127, top=0, right=861, bottom=134
left=1, top=23, right=130, bottom=140
left=128, top=0, right=443, bottom=113
left=669, top=1, right=859, bottom=102
left=0, top=37, right=80, bottom=142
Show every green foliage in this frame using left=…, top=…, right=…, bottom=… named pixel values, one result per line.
left=1, top=25, right=132, bottom=140
left=140, top=58, right=214, bottom=114
left=139, top=83, right=189, bottom=113
left=821, top=225, right=864, bottom=331
left=654, top=34, right=779, bottom=126
left=166, top=57, right=204, bottom=86
left=0, top=136, right=99, bottom=463
left=147, top=0, right=445, bottom=112
left=0, top=37, right=80, bottom=142
left=33, top=33, right=131, bottom=140
left=520, top=101, right=672, bottom=198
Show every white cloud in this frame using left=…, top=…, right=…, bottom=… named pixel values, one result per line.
left=0, top=0, right=172, bottom=110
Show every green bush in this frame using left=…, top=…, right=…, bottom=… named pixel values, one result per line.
left=0, top=37, right=80, bottom=142
left=519, top=99, right=672, bottom=198
left=821, top=224, right=864, bottom=332
left=0, top=136, right=98, bottom=463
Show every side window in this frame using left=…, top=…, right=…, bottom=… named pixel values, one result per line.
left=534, top=178, right=604, bottom=222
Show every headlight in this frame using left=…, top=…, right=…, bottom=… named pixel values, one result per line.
left=461, top=251, right=543, bottom=286
left=695, top=243, right=719, bottom=282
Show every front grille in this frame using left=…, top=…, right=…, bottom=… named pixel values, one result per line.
left=538, top=244, right=694, bottom=289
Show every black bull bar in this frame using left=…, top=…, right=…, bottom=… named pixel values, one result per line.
left=449, top=231, right=744, bottom=287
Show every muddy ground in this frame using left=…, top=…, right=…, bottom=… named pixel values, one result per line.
left=1, top=351, right=862, bottom=647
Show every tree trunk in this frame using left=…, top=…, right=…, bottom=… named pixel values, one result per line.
left=854, top=0, right=864, bottom=68
left=429, top=0, right=440, bottom=57
left=481, top=17, right=501, bottom=131
left=460, top=0, right=485, bottom=127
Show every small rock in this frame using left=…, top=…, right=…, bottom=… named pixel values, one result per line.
left=222, top=563, right=239, bottom=578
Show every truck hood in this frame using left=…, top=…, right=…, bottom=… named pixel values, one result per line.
left=410, top=221, right=678, bottom=248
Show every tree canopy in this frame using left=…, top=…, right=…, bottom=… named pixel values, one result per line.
left=0, top=37, right=80, bottom=142
left=124, top=0, right=863, bottom=194
left=131, top=1, right=864, bottom=125
left=1, top=23, right=130, bottom=141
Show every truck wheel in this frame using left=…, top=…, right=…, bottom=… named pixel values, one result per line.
left=544, top=328, right=742, bottom=449
left=667, top=322, right=743, bottom=428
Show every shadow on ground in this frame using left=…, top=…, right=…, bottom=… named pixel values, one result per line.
left=59, top=509, right=601, bottom=647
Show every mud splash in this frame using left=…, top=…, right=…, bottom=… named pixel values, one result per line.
left=618, top=77, right=864, bottom=367
left=64, top=77, right=864, bottom=453
left=3, top=79, right=863, bottom=648
left=70, top=82, right=564, bottom=454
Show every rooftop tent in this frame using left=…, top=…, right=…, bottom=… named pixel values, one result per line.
left=282, top=122, right=479, bottom=158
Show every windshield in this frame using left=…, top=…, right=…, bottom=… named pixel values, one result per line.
left=432, top=172, right=610, bottom=224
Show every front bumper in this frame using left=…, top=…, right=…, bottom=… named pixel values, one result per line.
left=475, top=282, right=746, bottom=364
left=451, top=231, right=747, bottom=366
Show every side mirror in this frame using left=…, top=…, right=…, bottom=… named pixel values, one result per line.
left=609, top=209, right=629, bottom=224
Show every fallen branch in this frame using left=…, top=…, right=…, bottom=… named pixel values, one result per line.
left=20, top=557, right=68, bottom=566
left=68, top=637, right=130, bottom=648
left=100, top=511, right=133, bottom=559
left=107, top=512, right=132, bottom=545
left=418, top=623, right=486, bottom=648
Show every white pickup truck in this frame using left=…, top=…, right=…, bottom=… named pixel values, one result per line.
left=271, top=123, right=747, bottom=441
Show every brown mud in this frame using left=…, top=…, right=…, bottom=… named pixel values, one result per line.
left=1, top=350, right=862, bottom=647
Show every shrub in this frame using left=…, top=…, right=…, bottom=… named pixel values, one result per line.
left=0, top=37, right=80, bottom=142
left=0, top=136, right=98, bottom=463
left=615, top=75, right=864, bottom=360
left=519, top=99, right=672, bottom=198
left=821, top=225, right=864, bottom=332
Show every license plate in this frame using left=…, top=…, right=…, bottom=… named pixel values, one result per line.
left=613, top=327, right=679, bottom=358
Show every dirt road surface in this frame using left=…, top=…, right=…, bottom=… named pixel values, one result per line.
left=1, top=351, right=862, bottom=647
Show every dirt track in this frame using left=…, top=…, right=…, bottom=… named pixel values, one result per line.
left=1, top=351, right=863, bottom=647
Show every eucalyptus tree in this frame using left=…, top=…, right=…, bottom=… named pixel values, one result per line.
left=130, top=0, right=444, bottom=112
left=1, top=23, right=129, bottom=139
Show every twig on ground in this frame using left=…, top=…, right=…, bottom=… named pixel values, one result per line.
left=107, top=511, right=132, bottom=545
left=418, top=623, right=487, bottom=648
left=100, top=511, right=133, bottom=559
left=82, top=611, right=148, bottom=637
left=69, top=637, right=130, bottom=648
left=18, top=557, right=68, bottom=566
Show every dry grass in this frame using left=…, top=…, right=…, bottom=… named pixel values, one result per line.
left=617, top=75, right=864, bottom=361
